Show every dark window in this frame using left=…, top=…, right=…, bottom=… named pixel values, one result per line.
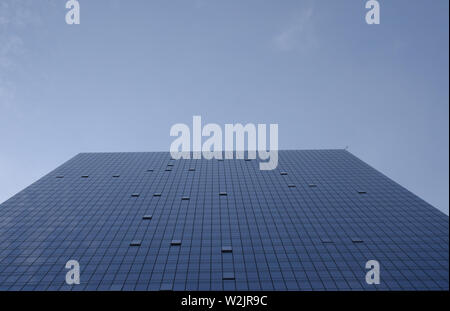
left=223, top=273, right=235, bottom=280
left=352, top=238, right=364, bottom=243
left=130, top=240, right=141, bottom=246
left=221, top=246, right=233, bottom=253
left=171, top=240, right=182, bottom=246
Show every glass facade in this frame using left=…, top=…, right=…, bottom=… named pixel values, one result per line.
left=0, top=150, right=448, bottom=291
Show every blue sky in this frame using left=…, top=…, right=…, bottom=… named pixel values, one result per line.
left=0, top=0, right=448, bottom=214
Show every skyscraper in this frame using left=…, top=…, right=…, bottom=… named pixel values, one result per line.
left=0, top=150, right=448, bottom=291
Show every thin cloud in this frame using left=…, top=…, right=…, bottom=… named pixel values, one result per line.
left=0, top=80, right=15, bottom=110
left=0, top=34, right=24, bottom=68
left=273, top=8, right=316, bottom=52
left=0, top=0, right=40, bottom=110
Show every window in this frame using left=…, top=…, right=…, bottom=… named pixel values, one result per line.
left=181, top=196, right=190, bottom=200
left=112, top=175, right=120, bottom=178
left=171, top=240, right=182, bottom=246
left=308, top=184, right=317, bottom=188
left=222, top=246, right=233, bottom=253
left=110, top=284, right=123, bottom=291
left=288, top=184, right=296, bottom=188
left=189, top=168, right=196, bottom=171
left=56, top=176, right=64, bottom=179
left=223, top=272, right=235, bottom=280
left=352, top=238, right=364, bottom=243
left=280, top=172, right=288, bottom=175
left=321, top=238, right=333, bottom=244
left=131, top=193, right=140, bottom=197
left=358, top=191, right=367, bottom=194
left=81, top=175, right=89, bottom=178
left=130, top=240, right=141, bottom=246
left=142, top=215, right=152, bottom=220
left=147, top=169, right=154, bottom=172
left=219, top=192, right=227, bottom=196
left=153, top=193, right=161, bottom=197
left=160, top=283, right=173, bottom=291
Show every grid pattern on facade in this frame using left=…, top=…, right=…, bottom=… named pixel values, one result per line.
left=0, top=150, right=448, bottom=291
